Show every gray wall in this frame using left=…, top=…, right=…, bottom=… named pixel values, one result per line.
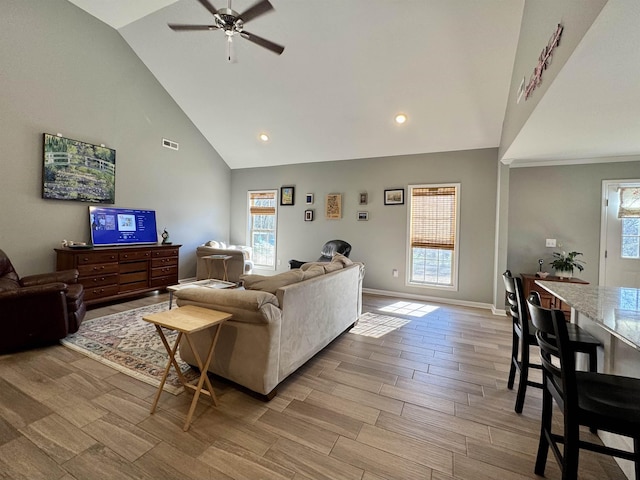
left=507, top=159, right=640, bottom=284
left=230, top=149, right=498, bottom=305
left=499, top=0, right=607, bottom=158
left=0, top=0, right=230, bottom=278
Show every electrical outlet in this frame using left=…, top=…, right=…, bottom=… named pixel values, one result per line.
left=545, top=238, right=556, bottom=248
left=392, top=269, right=399, bottom=278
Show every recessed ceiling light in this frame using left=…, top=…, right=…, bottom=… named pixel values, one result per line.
left=395, top=113, right=407, bottom=124
left=259, top=133, right=270, bottom=142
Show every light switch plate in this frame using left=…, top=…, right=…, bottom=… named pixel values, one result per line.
left=546, top=238, right=557, bottom=248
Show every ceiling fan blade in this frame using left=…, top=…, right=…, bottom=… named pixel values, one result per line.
left=238, top=0, right=274, bottom=23
left=168, top=23, right=218, bottom=31
left=196, top=0, right=219, bottom=17
left=240, top=30, right=284, bottom=55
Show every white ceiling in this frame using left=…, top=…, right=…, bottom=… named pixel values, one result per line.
left=67, top=0, right=640, bottom=170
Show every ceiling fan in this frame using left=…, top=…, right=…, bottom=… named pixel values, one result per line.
left=168, top=0, right=285, bottom=63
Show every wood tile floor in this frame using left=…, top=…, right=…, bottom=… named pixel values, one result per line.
left=0, top=292, right=629, bottom=479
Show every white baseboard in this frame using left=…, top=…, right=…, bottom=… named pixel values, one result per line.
left=363, top=287, right=500, bottom=313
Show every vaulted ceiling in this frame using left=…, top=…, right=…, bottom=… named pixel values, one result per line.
left=67, top=0, right=640, bottom=169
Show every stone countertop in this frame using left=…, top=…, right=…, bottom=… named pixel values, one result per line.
left=536, top=281, right=640, bottom=350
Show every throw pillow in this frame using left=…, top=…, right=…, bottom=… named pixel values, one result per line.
left=242, top=269, right=305, bottom=294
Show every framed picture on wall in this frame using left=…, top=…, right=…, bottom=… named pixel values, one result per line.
left=357, top=211, right=369, bottom=221
left=384, top=188, right=404, bottom=205
left=325, top=193, right=342, bottom=219
left=280, top=186, right=295, bottom=205
left=359, top=192, right=368, bottom=205
left=43, top=133, right=116, bottom=203
left=305, top=209, right=314, bottom=221
left=305, top=193, right=314, bottom=205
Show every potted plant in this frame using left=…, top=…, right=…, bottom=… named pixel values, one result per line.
left=550, top=251, right=585, bottom=279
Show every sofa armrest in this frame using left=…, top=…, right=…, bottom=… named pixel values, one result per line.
left=0, top=282, right=68, bottom=299
left=175, top=287, right=280, bottom=325
left=21, top=270, right=79, bottom=287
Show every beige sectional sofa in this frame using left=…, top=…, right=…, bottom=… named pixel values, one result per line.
left=175, top=254, right=364, bottom=398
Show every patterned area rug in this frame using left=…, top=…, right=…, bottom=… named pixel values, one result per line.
left=60, top=302, right=198, bottom=394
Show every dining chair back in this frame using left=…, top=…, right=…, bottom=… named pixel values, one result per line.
left=527, top=292, right=640, bottom=480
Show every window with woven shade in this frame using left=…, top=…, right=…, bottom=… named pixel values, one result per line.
left=408, top=184, right=459, bottom=288
left=247, top=190, right=277, bottom=269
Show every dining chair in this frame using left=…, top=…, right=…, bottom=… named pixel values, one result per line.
left=502, top=270, right=600, bottom=413
left=527, top=292, right=640, bottom=480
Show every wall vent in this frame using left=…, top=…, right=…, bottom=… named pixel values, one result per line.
left=162, top=138, right=179, bottom=150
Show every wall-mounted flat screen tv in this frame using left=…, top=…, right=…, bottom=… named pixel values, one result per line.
left=43, top=133, right=116, bottom=203
left=89, top=207, right=158, bottom=246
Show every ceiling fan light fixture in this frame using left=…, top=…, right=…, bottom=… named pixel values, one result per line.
left=395, top=113, right=408, bottom=125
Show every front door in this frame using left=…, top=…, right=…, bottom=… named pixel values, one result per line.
left=601, top=181, right=640, bottom=287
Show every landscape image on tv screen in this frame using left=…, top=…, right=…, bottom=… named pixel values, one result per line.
left=43, top=133, right=116, bottom=203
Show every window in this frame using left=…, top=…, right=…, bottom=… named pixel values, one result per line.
left=247, top=190, right=277, bottom=269
left=621, top=218, right=640, bottom=259
left=407, top=184, right=459, bottom=288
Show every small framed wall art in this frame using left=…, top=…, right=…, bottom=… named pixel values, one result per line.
left=280, top=186, right=295, bottom=205
left=305, top=193, right=314, bottom=205
left=384, top=188, right=404, bottom=205
left=305, top=209, right=314, bottom=221
left=325, top=193, right=342, bottom=219
left=359, top=192, right=368, bottom=205
left=357, top=211, right=369, bottom=221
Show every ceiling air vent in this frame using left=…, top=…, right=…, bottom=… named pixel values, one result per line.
left=162, top=138, right=179, bottom=150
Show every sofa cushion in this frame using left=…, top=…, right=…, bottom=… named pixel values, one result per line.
left=300, top=261, right=324, bottom=271
left=242, top=269, right=305, bottom=294
left=302, top=265, right=325, bottom=280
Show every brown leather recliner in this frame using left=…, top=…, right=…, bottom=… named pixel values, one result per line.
left=0, top=249, right=86, bottom=353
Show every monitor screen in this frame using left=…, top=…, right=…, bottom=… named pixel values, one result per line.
left=89, top=207, right=158, bottom=246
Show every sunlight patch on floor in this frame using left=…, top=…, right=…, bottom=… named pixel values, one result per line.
left=351, top=312, right=411, bottom=338
left=379, top=301, right=440, bottom=318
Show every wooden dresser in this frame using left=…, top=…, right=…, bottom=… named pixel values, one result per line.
left=55, top=244, right=180, bottom=306
left=520, top=273, right=588, bottom=318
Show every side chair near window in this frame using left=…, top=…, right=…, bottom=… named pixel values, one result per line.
left=527, top=292, right=640, bottom=480
left=0, top=248, right=86, bottom=353
left=289, top=239, right=352, bottom=270
left=502, top=270, right=600, bottom=413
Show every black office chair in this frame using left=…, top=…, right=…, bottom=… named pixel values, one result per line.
left=527, top=292, right=640, bottom=480
left=289, top=240, right=352, bottom=269
left=502, top=270, right=600, bottom=413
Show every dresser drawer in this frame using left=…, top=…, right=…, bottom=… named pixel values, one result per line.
left=152, top=248, right=179, bottom=258
left=84, top=284, right=119, bottom=301
left=76, top=252, right=119, bottom=265
left=78, top=263, right=119, bottom=277
left=119, top=250, right=152, bottom=262
left=81, top=273, right=118, bottom=288
left=151, top=275, right=178, bottom=288
left=151, top=265, right=178, bottom=278
left=151, top=257, right=177, bottom=268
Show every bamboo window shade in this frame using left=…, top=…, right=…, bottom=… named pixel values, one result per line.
left=618, top=187, right=640, bottom=218
left=410, top=186, right=457, bottom=250
left=249, top=191, right=276, bottom=215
